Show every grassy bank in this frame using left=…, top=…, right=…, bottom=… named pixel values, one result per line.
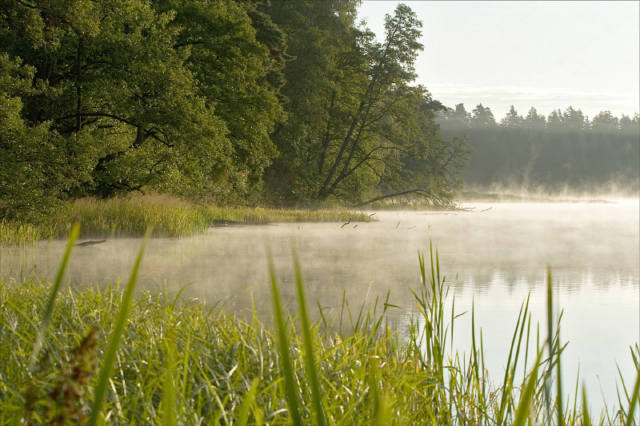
left=0, top=195, right=372, bottom=244
left=1, top=234, right=638, bottom=425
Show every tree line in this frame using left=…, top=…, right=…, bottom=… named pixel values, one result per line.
left=437, top=104, right=640, bottom=194
left=0, top=0, right=470, bottom=220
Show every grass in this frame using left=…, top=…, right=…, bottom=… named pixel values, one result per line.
left=0, top=233, right=639, bottom=425
left=0, top=219, right=53, bottom=245
left=0, top=194, right=373, bottom=244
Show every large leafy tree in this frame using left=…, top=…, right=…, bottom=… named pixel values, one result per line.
left=0, top=53, right=75, bottom=219
left=314, top=4, right=425, bottom=202
left=368, top=94, right=471, bottom=206
left=262, top=0, right=361, bottom=202
left=156, top=0, right=285, bottom=195
left=0, top=0, right=281, bottom=217
left=266, top=2, right=467, bottom=205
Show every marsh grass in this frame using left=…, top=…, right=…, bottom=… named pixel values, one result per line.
left=0, top=219, right=52, bottom=245
left=0, top=194, right=372, bottom=244
left=1, top=235, right=639, bottom=425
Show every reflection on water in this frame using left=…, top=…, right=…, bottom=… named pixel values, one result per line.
left=1, top=201, right=638, bottom=412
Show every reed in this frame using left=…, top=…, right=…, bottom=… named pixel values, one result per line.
left=0, top=194, right=373, bottom=244
left=0, top=219, right=52, bottom=245
left=0, top=239, right=638, bottom=425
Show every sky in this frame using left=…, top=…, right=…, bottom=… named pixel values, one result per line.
left=357, top=1, right=640, bottom=121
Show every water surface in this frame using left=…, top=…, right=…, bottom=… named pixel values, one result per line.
left=2, top=201, right=638, bottom=413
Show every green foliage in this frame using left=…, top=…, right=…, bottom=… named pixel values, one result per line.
left=0, top=53, right=75, bottom=220
left=0, top=0, right=283, bottom=217
left=2, top=0, right=470, bottom=213
left=264, top=2, right=468, bottom=206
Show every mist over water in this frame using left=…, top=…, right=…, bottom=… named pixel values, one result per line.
left=1, top=200, right=638, bottom=413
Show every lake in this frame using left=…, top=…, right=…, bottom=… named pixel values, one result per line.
left=1, top=200, right=638, bottom=414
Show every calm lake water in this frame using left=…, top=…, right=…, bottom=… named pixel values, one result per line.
left=2, top=201, right=638, bottom=413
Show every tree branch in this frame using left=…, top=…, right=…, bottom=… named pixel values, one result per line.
left=354, top=189, right=429, bottom=207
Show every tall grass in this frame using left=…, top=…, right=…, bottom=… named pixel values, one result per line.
left=0, top=194, right=373, bottom=244
left=0, top=237, right=638, bottom=424
left=0, top=219, right=52, bottom=245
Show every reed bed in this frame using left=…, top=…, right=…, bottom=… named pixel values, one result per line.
left=0, top=195, right=372, bottom=244
left=0, top=235, right=638, bottom=425
left=0, top=220, right=51, bottom=245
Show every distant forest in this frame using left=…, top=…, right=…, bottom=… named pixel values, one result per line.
left=437, top=104, right=640, bottom=195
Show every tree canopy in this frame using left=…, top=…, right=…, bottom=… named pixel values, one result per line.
left=1, top=0, right=471, bottom=216
left=1, top=0, right=283, bottom=218
left=263, top=1, right=468, bottom=205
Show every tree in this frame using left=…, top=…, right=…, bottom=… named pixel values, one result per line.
left=619, top=113, right=640, bottom=135
left=0, top=53, right=76, bottom=219
left=356, top=89, right=471, bottom=206
left=0, top=0, right=283, bottom=217
left=500, top=105, right=523, bottom=127
left=547, top=109, right=563, bottom=131
left=313, top=4, right=427, bottom=201
left=155, top=0, right=284, bottom=197
left=471, top=103, right=496, bottom=127
left=266, top=3, right=464, bottom=204
left=591, top=110, right=618, bottom=133
left=561, top=106, right=587, bottom=131
left=262, top=0, right=362, bottom=202
left=524, top=107, right=546, bottom=130
left=437, top=103, right=470, bottom=129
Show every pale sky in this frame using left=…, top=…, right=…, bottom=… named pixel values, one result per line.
left=357, top=1, right=640, bottom=120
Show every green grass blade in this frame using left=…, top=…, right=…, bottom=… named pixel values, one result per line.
left=524, top=312, right=532, bottom=380
left=369, top=356, right=391, bottom=425
left=293, top=253, right=327, bottom=426
left=556, top=328, right=565, bottom=426
left=571, top=367, right=580, bottom=424
left=181, top=331, right=192, bottom=398
left=268, top=256, right=303, bottom=426
left=160, top=338, right=177, bottom=425
left=545, top=266, right=554, bottom=421
left=497, top=298, right=527, bottom=425
left=624, top=364, right=640, bottom=426
left=514, top=347, right=545, bottom=426
left=582, top=384, right=591, bottom=426
left=237, top=378, right=260, bottom=426
left=29, top=223, right=80, bottom=372
left=548, top=266, right=565, bottom=426
left=317, top=300, right=328, bottom=333
left=450, top=293, right=456, bottom=353
left=88, top=227, right=152, bottom=426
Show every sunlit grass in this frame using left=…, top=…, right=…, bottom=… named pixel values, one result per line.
left=0, top=219, right=51, bottom=245
left=0, top=238, right=638, bottom=425
left=1, top=276, right=435, bottom=424
left=0, top=194, right=373, bottom=244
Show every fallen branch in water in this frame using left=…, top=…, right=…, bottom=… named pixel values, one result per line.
left=76, top=240, right=107, bottom=247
